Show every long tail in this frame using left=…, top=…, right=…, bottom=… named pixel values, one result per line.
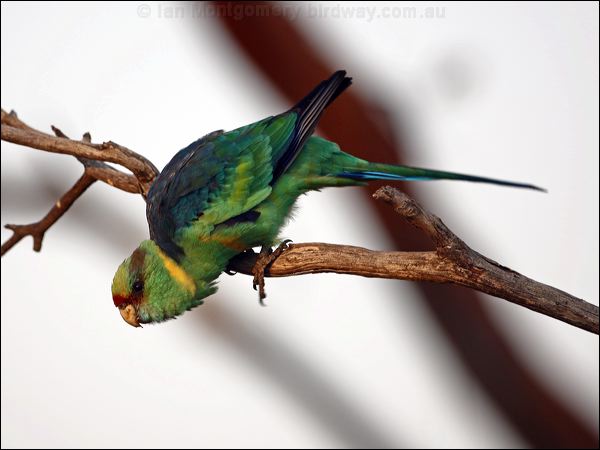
left=338, top=162, right=546, bottom=192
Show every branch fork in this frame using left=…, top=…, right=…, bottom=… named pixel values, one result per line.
left=1, top=109, right=158, bottom=255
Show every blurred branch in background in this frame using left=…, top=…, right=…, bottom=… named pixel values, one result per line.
left=202, top=304, right=400, bottom=448
left=211, top=1, right=599, bottom=446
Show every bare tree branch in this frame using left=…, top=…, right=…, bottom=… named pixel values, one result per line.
left=229, top=187, right=599, bottom=335
left=1, top=172, right=96, bottom=255
left=0, top=110, right=158, bottom=254
left=49, top=125, right=142, bottom=194
left=2, top=109, right=598, bottom=334
left=1, top=109, right=158, bottom=195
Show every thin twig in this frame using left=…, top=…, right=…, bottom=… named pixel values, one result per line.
left=1, top=173, right=96, bottom=255
left=229, top=187, right=599, bottom=335
left=50, top=126, right=141, bottom=193
left=1, top=109, right=157, bottom=195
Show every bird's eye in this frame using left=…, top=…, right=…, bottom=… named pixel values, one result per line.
left=132, top=280, right=144, bottom=294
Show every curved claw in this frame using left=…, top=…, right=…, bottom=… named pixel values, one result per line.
left=250, top=240, right=293, bottom=305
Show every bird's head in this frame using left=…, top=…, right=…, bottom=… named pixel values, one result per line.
left=111, top=240, right=216, bottom=327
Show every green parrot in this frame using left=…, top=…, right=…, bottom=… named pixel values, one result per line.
left=111, top=70, right=542, bottom=327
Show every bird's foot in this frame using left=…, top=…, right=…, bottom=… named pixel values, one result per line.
left=252, top=239, right=292, bottom=306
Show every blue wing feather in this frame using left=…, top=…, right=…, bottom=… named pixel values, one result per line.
left=338, top=171, right=433, bottom=181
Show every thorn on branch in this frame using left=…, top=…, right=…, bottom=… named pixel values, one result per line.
left=51, top=125, right=68, bottom=139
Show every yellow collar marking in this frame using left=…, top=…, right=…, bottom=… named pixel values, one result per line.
left=157, top=249, right=197, bottom=295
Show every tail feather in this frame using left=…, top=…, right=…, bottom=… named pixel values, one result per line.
left=338, top=164, right=546, bottom=192
left=273, top=70, right=352, bottom=181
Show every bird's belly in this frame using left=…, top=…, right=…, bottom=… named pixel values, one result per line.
left=209, top=178, right=304, bottom=252
left=209, top=210, right=283, bottom=253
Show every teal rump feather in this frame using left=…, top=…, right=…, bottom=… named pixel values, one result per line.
left=337, top=167, right=546, bottom=191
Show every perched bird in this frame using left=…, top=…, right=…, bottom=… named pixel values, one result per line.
left=111, top=70, right=543, bottom=327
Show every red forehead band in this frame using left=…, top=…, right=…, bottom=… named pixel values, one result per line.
left=113, top=294, right=128, bottom=307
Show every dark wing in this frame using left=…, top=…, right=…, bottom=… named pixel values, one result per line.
left=271, top=70, right=352, bottom=181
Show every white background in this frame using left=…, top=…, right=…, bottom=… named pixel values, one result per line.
left=1, top=2, right=598, bottom=448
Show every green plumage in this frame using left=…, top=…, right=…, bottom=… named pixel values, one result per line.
left=111, top=71, right=542, bottom=327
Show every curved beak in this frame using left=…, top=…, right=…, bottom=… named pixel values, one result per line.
left=119, top=304, right=141, bottom=328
